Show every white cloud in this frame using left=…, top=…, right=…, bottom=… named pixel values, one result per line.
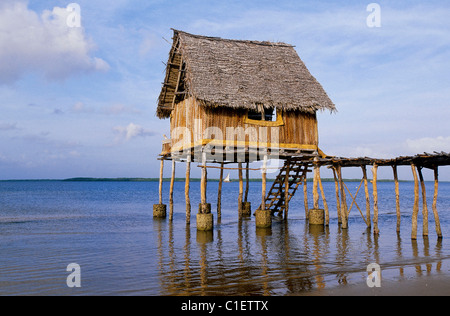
left=102, top=104, right=140, bottom=115
left=0, top=152, right=7, bottom=162
left=187, top=4, right=450, bottom=71
left=0, top=122, right=17, bottom=131
left=0, top=1, right=109, bottom=84
left=405, top=136, right=450, bottom=154
left=69, top=150, right=81, bottom=157
left=138, top=30, right=160, bottom=57
left=70, top=101, right=140, bottom=115
left=71, top=102, right=93, bottom=113
left=113, top=123, right=154, bottom=141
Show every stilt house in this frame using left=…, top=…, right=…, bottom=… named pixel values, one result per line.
left=153, top=30, right=449, bottom=238
left=154, top=29, right=336, bottom=227
left=157, top=29, right=336, bottom=163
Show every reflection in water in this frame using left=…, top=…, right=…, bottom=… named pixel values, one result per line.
left=155, top=218, right=448, bottom=296
left=335, top=226, right=350, bottom=286
left=396, top=232, right=404, bottom=277
left=410, top=237, right=443, bottom=277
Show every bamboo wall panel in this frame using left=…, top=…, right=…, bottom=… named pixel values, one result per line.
left=170, top=97, right=318, bottom=151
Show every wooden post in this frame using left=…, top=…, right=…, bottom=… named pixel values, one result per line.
left=303, top=174, right=309, bottom=219
left=238, top=162, right=243, bottom=218
left=417, top=166, right=429, bottom=237
left=284, top=160, right=290, bottom=219
left=169, top=159, right=176, bottom=221
left=153, top=158, right=167, bottom=218
left=313, top=158, right=319, bottom=210
left=332, top=167, right=342, bottom=224
left=392, top=165, right=400, bottom=232
left=372, top=163, right=379, bottom=235
left=261, top=155, right=267, bottom=210
left=411, top=164, right=419, bottom=240
left=197, top=148, right=213, bottom=231
left=256, top=155, right=271, bottom=228
left=158, top=159, right=164, bottom=204
left=200, top=150, right=207, bottom=207
left=217, top=162, right=224, bottom=221
left=337, top=165, right=348, bottom=229
left=245, top=162, right=250, bottom=202
left=361, top=165, right=371, bottom=228
left=242, top=162, right=251, bottom=217
left=318, top=174, right=329, bottom=226
left=185, top=155, right=191, bottom=224
left=343, top=181, right=367, bottom=226
left=432, top=166, right=443, bottom=238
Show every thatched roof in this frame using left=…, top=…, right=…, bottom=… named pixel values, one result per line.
left=157, top=29, right=336, bottom=118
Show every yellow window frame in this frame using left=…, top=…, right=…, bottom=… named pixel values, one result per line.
left=243, top=109, right=284, bottom=127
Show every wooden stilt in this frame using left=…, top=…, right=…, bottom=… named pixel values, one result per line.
left=169, top=159, right=176, bottom=221
left=313, top=158, right=320, bottom=210
left=185, top=155, right=191, bottom=224
left=332, top=167, right=342, bottom=224
left=417, top=166, right=429, bottom=237
left=344, top=181, right=368, bottom=227
left=245, top=162, right=250, bottom=203
left=197, top=149, right=213, bottom=231
left=344, top=180, right=362, bottom=215
left=255, top=155, right=271, bottom=228
left=242, top=161, right=251, bottom=217
left=432, top=166, right=443, bottom=238
left=303, top=174, right=309, bottom=219
left=284, top=159, right=290, bottom=219
left=337, top=165, right=348, bottom=229
left=361, top=165, right=371, bottom=228
left=200, top=149, right=208, bottom=212
left=217, top=162, right=224, bottom=221
left=392, top=165, right=400, bottom=232
left=238, top=162, right=243, bottom=218
left=318, top=174, right=329, bottom=226
left=153, top=158, right=167, bottom=218
left=158, top=159, right=164, bottom=204
left=261, top=155, right=267, bottom=211
left=372, top=163, right=379, bottom=235
left=411, top=164, right=419, bottom=240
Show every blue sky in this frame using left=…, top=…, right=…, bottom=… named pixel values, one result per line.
left=0, top=0, right=449, bottom=180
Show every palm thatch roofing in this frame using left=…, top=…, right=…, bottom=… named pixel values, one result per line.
left=157, top=29, right=336, bottom=119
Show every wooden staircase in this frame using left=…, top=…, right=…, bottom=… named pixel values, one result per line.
left=260, top=159, right=311, bottom=217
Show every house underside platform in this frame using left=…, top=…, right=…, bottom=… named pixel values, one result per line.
left=158, top=143, right=321, bottom=163
left=159, top=144, right=450, bottom=170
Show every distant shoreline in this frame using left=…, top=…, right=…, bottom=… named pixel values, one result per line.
left=0, top=177, right=442, bottom=183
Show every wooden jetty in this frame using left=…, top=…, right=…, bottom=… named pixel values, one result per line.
left=290, top=152, right=449, bottom=239
left=153, top=29, right=448, bottom=240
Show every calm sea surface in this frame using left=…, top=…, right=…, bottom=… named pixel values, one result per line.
left=1, top=180, right=450, bottom=295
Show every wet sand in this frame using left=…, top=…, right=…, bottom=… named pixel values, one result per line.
left=306, top=273, right=450, bottom=296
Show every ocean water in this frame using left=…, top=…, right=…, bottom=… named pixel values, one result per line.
left=1, top=180, right=449, bottom=296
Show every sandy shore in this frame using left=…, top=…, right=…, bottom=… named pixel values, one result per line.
left=305, top=274, right=450, bottom=296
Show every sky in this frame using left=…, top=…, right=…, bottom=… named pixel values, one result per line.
left=0, top=0, right=449, bottom=180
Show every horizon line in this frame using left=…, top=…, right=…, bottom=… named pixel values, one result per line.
left=0, top=177, right=445, bottom=183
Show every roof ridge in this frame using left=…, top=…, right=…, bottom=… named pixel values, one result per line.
left=171, top=28, right=294, bottom=48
